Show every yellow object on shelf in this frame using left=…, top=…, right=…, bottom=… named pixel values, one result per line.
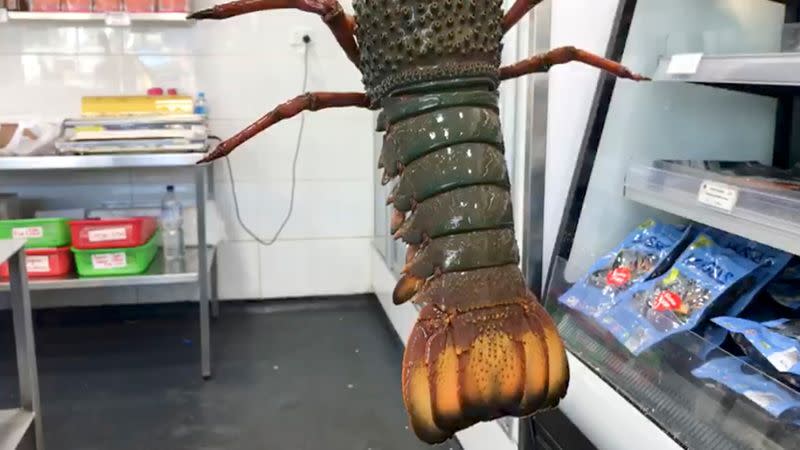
left=81, top=96, right=194, bottom=117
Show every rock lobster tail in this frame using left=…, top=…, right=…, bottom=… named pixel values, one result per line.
left=378, top=86, right=569, bottom=443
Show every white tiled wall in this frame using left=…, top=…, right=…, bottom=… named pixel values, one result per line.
left=0, top=0, right=373, bottom=301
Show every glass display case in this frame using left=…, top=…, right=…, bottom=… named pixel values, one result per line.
left=544, top=0, right=800, bottom=448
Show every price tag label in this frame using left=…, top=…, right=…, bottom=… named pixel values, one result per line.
left=91, top=252, right=127, bottom=269
left=667, top=53, right=703, bottom=75
left=605, top=266, right=632, bottom=287
left=105, top=12, right=131, bottom=27
left=88, top=227, right=128, bottom=242
left=698, top=180, right=739, bottom=212
left=767, top=347, right=800, bottom=372
left=652, top=290, right=683, bottom=312
left=12, top=226, right=44, bottom=239
left=0, top=9, right=9, bottom=23
left=26, top=255, right=51, bottom=273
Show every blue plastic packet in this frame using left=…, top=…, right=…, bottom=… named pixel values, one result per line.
left=598, top=234, right=759, bottom=355
left=767, top=259, right=800, bottom=310
left=697, top=229, right=791, bottom=349
left=559, top=219, right=691, bottom=318
left=714, top=316, right=800, bottom=390
left=692, top=356, right=800, bottom=421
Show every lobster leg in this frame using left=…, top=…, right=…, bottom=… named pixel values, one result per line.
left=499, top=46, right=649, bottom=81
left=188, top=0, right=361, bottom=68
left=501, top=0, right=546, bottom=34
left=198, top=92, right=370, bottom=163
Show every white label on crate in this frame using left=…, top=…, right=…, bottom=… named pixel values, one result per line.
left=667, top=53, right=703, bottom=75
left=105, top=12, right=131, bottom=27
left=12, top=226, right=44, bottom=239
left=767, top=347, right=800, bottom=372
left=697, top=180, right=739, bottom=212
left=91, top=252, right=127, bottom=270
left=88, top=227, right=128, bottom=243
left=26, top=255, right=50, bottom=273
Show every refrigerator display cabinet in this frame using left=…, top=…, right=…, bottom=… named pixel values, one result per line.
left=544, top=0, right=800, bottom=449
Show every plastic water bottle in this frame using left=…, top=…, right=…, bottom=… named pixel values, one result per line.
left=160, top=185, right=185, bottom=262
left=194, top=92, right=208, bottom=117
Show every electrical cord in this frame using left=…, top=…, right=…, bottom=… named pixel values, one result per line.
left=212, top=37, right=310, bottom=246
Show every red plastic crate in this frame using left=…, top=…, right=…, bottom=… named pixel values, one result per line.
left=0, top=247, right=73, bottom=278
left=70, top=217, right=158, bottom=250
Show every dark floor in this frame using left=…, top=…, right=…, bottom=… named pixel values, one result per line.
left=0, top=295, right=462, bottom=450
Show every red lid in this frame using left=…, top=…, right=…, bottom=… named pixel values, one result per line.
left=25, top=246, right=72, bottom=255
left=147, top=87, right=164, bottom=96
left=167, top=88, right=178, bottom=95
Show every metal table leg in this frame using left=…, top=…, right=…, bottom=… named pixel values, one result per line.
left=210, top=255, right=219, bottom=319
left=206, top=163, right=220, bottom=319
left=195, top=166, right=211, bottom=379
left=9, top=251, right=44, bottom=449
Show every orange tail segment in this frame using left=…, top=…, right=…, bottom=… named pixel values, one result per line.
left=401, top=265, right=569, bottom=444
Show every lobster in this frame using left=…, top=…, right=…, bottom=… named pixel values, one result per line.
left=190, top=0, right=646, bottom=444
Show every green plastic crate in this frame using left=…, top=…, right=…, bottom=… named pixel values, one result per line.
left=72, top=232, right=160, bottom=277
left=0, top=218, right=71, bottom=248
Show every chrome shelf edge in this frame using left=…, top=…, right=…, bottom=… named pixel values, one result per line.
left=0, top=240, right=25, bottom=267
left=1, top=10, right=191, bottom=23
left=653, top=52, right=800, bottom=87
left=0, top=408, right=34, bottom=450
left=624, top=185, right=800, bottom=256
left=0, top=152, right=208, bottom=170
left=0, top=246, right=215, bottom=292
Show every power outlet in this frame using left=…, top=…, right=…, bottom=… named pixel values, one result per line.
left=289, top=27, right=312, bottom=48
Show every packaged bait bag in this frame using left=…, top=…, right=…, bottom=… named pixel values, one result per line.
left=698, top=229, right=791, bottom=348
left=692, top=356, right=800, bottom=423
left=559, top=219, right=691, bottom=318
left=714, top=316, right=800, bottom=390
left=767, top=259, right=800, bottom=310
left=599, top=234, right=758, bottom=355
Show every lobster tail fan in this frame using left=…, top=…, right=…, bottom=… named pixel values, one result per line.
left=402, top=313, right=451, bottom=444
left=529, top=302, right=570, bottom=407
left=400, top=267, right=570, bottom=444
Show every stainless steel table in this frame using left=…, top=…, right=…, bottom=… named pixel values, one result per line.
left=0, top=239, right=43, bottom=450
left=0, top=153, right=217, bottom=379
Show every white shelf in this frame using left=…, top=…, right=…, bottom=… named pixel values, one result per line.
left=653, top=52, right=800, bottom=87
left=624, top=164, right=800, bottom=256
left=0, top=409, right=34, bottom=450
left=0, top=9, right=191, bottom=25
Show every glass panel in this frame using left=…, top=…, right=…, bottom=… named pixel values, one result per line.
left=563, top=0, right=780, bottom=284
left=371, top=110, right=406, bottom=277
left=372, top=116, right=390, bottom=261
left=544, top=0, right=800, bottom=447
left=546, top=256, right=800, bottom=450
left=664, top=23, right=800, bottom=56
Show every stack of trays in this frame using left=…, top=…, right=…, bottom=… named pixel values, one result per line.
left=69, top=217, right=160, bottom=277
left=55, top=114, right=207, bottom=154
left=0, top=218, right=73, bottom=278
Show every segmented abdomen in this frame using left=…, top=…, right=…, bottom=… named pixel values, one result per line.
left=379, top=89, right=519, bottom=279
left=379, top=88, right=569, bottom=444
